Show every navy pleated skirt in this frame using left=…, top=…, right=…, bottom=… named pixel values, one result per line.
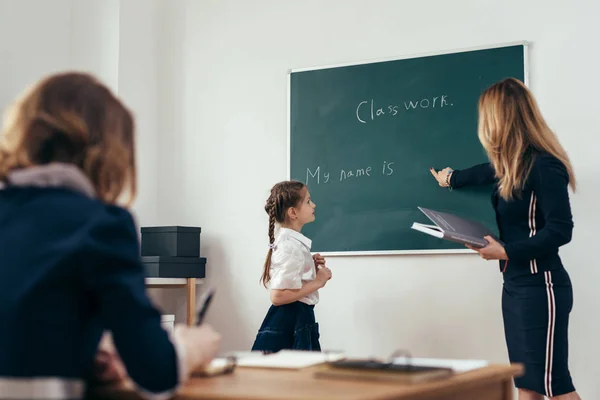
left=251, top=301, right=320, bottom=353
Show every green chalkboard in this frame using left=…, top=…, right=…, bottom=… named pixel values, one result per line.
left=288, top=43, right=527, bottom=254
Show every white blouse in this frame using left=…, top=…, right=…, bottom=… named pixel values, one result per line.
left=269, top=228, right=318, bottom=305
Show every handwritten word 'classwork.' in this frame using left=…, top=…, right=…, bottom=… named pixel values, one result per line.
left=356, top=96, right=453, bottom=124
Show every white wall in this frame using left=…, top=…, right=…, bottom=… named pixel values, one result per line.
left=174, top=0, right=600, bottom=397
left=69, top=0, right=120, bottom=90
left=0, top=0, right=73, bottom=112
left=155, top=0, right=186, bottom=225
left=0, top=0, right=120, bottom=122
left=0, top=0, right=160, bottom=225
left=117, top=0, right=161, bottom=227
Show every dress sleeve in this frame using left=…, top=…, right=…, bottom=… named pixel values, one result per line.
left=503, top=156, right=574, bottom=261
left=449, top=163, right=496, bottom=188
left=269, top=240, right=304, bottom=290
left=81, top=206, right=185, bottom=397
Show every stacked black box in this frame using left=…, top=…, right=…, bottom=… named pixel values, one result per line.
left=141, top=226, right=206, bottom=278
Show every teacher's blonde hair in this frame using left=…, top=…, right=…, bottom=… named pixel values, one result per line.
left=477, top=78, right=576, bottom=200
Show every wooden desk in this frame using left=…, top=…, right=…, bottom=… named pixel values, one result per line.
left=145, top=278, right=205, bottom=326
left=94, top=363, right=523, bottom=400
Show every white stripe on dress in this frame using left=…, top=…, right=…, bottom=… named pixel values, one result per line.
left=528, top=192, right=538, bottom=274
left=544, top=271, right=556, bottom=397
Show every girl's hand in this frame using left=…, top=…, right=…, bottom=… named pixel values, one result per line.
left=466, top=236, right=508, bottom=260
left=315, top=266, right=332, bottom=288
left=430, top=167, right=453, bottom=187
left=312, top=253, right=326, bottom=269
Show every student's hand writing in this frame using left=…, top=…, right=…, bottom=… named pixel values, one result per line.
left=466, top=236, right=508, bottom=260
left=175, top=324, right=222, bottom=374
left=93, top=325, right=221, bottom=386
left=312, top=253, right=326, bottom=269
left=429, top=167, right=453, bottom=187
left=93, top=332, right=130, bottom=386
left=94, top=348, right=128, bottom=384
left=315, top=266, right=332, bottom=287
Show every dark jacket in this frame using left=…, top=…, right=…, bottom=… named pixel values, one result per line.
left=450, top=152, right=574, bottom=277
left=0, top=164, right=182, bottom=399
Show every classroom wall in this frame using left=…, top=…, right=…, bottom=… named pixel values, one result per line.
left=168, top=0, right=600, bottom=397
left=0, top=0, right=73, bottom=112
left=0, top=0, right=161, bottom=226
left=117, top=0, right=161, bottom=227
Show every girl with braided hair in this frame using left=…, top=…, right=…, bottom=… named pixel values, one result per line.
left=251, top=180, right=332, bottom=353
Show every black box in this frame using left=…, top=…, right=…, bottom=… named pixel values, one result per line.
left=142, top=256, right=206, bottom=278
left=141, top=226, right=201, bottom=257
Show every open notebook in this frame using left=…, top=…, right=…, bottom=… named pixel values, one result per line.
left=411, top=207, right=500, bottom=248
left=235, top=350, right=346, bottom=369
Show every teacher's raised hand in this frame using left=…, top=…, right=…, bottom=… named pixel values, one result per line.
left=429, top=167, right=453, bottom=188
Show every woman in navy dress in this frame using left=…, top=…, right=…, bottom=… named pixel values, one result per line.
left=431, top=78, right=580, bottom=400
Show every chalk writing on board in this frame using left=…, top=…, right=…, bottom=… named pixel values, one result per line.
left=356, top=96, right=454, bottom=124
left=306, top=161, right=395, bottom=185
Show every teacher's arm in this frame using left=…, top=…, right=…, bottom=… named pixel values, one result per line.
left=430, top=163, right=496, bottom=189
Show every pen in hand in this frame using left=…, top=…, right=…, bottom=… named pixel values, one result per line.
left=196, top=288, right=215, bottom=326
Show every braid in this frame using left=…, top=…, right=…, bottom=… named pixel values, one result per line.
left=261, top=194, right=278, bottom=287
left=267, top=201, right=276, bottom=245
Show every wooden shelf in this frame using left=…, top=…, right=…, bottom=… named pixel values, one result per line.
left=145, top=278, right=205, bottom=287
left=144, top=278, right=205, bottom=325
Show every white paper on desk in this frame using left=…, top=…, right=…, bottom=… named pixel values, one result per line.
left=225, top=351, right=265, bottom=359
left=236, top=350, right=345, bottom=369
left=392, top=357, right=489, bottom=373
left=193, top=358, right=233, bottom=376
left=208, top=358, right=230, bottom=369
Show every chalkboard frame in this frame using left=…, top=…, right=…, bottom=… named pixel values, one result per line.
left=287, top=41, right=529, bottom=256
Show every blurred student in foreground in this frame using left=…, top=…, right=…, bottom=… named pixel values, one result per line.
left=0, top=72, right=221, bottom=399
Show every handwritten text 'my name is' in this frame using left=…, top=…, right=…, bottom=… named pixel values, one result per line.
left=356, top=95, right=453, bottom=124
left=306, top=161, right=395, bottom=185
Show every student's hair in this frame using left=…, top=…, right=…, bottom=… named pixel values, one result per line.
left=0, top=71, right=136, bottom=205
left=477, top=77, right=576, bottom=200
left=260, top=180, right=306, bottom=287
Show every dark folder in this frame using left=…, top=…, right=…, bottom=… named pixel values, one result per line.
left=411, top=207, right=501, bottom=248
left=314, top=358, right=454, bottom=384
